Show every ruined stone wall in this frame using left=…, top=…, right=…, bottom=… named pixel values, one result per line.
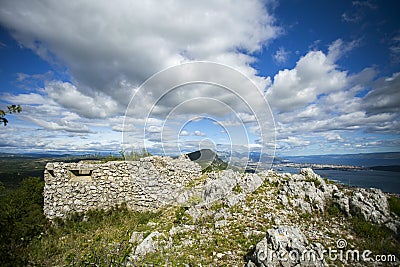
left=43, top=155, right=202, bottom=219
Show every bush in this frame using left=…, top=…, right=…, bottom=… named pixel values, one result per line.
left=305, top=175, right=321, bottom=187
left=232, top=184, right=243, bottom=194
left=326, top=201, right=343, bottom=217
left=351, top=215, right=398, bottom=255
left=388, top=196, right=400, bottom=216
left=0, top=177, right=48, bottom=266
left=174, top=206, right=192, bottom=225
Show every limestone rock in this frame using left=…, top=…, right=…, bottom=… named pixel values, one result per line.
left=129, top=231, right=144, bottom=244
left=240, top=173, right=265, bottom=193
left=133, top=231, right=161, bottom=258
left=279, top=169, right=328, bottom=213
left=349, top=188, right=390, bottom=224
left=202, top=170, right=239, bottom=203
left=247, top=226, right=326, bottom=267
left=224, top=192, right=245, bottom=207
left=332, top=190, right=350, bottom=216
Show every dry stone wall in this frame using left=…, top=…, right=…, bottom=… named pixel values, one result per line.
left=43, top=155, right=202, bottom=219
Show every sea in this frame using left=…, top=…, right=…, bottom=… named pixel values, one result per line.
left=276, top=152, right=400, bottom=195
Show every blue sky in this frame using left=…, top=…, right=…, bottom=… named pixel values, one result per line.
left=0, top=0, right=399, bottom=157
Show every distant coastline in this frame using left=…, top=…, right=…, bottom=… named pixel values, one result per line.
left=274, top=162, right=400, bottom=173
left=273, top=162, right=366, bottom=171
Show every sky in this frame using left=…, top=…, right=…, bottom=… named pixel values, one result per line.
left=0, top=0, right=399, bottom=157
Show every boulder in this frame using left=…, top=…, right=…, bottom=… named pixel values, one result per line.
left=247, top=226, right=326, bottom=267
left=240, top=173, right=265, bottom=193
left=202, top=170, right=239, bottom=203
left=349, top=188, right=390, bottom=224
left=332, top=190, right=350, bottom=216
left=129, top=231, right=144, bottom=244
left=279, top=169, right=328, bottom=213
left=132, top=231, right=161, bottom=258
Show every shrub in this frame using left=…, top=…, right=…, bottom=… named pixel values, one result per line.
left=232, top=184, right=243, bottom=194
left=351, top=215, right=398, bottom=255
left=299, top=212, right=311, bottom=220
left=0, top=177, right=48, bottom=266
left=388, top=196, right=400, bottom=216
left=174, top=206, right=192, bottom=225
left=305, top=175, right=321, bottom=187
left=325, top=201, right=343, bottom=217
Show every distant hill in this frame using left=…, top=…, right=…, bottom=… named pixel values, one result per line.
left=186, top=149, right=228, bottom=172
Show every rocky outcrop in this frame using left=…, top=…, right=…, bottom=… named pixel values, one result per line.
left=202, top=170, right=240, bottom=204
left=131, top=231, right=161, bottom=258
left=349, top=188, right=390, bottom=224
left=277, top=168, right=336, bottom=213
left=274, top=168, right=400, bottom=232
left=201, top=170, right=266, bottom=205
left=246, top=226, right=326, bottom=267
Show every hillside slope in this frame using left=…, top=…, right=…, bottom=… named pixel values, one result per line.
left=22, top=166, right=400, bottom=266
left=186, top=149, right=228, bottom=172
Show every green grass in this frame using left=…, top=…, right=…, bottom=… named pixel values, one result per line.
left=350, top=215, right=399, bottom=255
left=305, top=175, right=321, bottom=187
left=28, top=206, right=165, bottom=266
left=299, top=212, right=312, bottom=220
left=0, top=177, right=48, bottom=266
left=173, top=206, right=193, bottom=225
left=388, top=196, right=400, bottom=216
left=186, top=173, right=207, bottom=188
left=325, top=201, right=344, bottom=217
left=0, top=176, right=167, bottom=266
left=232, top=183, right=243, bottom=193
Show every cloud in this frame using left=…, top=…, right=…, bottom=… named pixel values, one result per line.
left=194, top=130, right=206, bottom=137
left=112, top=124, right=135, bottom=132
left=147, top=125, right=162, bottom=133
left=0, top=0, right=280, bottom=108
left=324, top=133, right=344, bottom=142
left=389, top=32, right=400, bottom=64
left=45, top=81, right=119, bottom=119
left=1, top=2, right=397, bottom=156
left=266, top=45, right=348, bottom=112
left=363, top=72, right=400, bottom=115
left=341, top=12, right=362, bottom=23
left=266, top=38, right=400, bottom=153
left=237, top=112, right=257, bottom=123
left=2, top=92, right=49, bottom=105
left=180, top=130, right=190, bottom=136
left=352, top=1, right=378, bottom=9
left=0, top=0, right=281, bottom=155
left=25, top=116, right=93, bottom=133
left=278, top=136, right=310, bottom=148
left=341, top=1, right=377, bottom=23
left=273, top=47, right=290, bottom=64
left=327, top=39, right=359, bottom=62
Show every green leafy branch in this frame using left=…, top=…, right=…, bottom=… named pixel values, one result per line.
left=0, top=105, right=22, bottom=126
